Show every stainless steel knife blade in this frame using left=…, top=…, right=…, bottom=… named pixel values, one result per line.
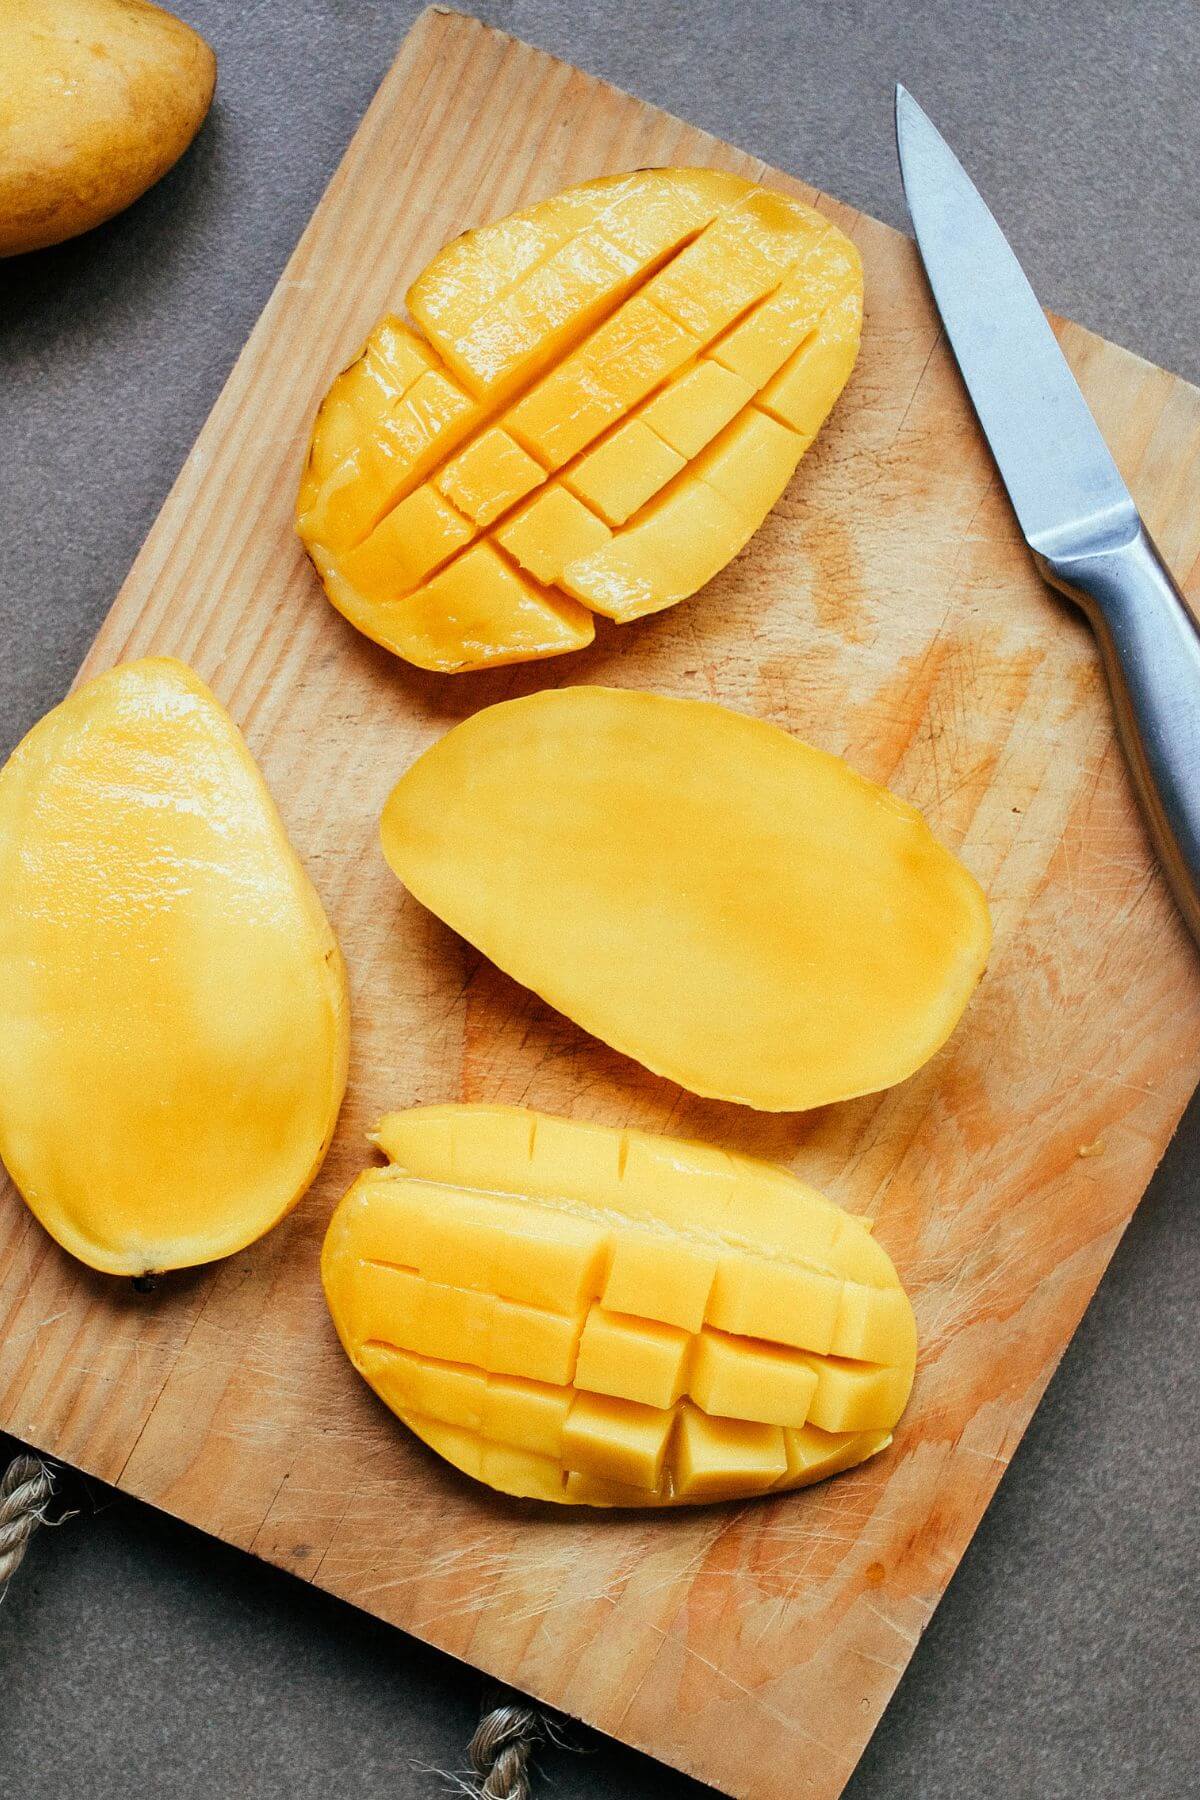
left=895, top=84, right=1200, bottom=948
left=894, top=84, right=1138, bottom=562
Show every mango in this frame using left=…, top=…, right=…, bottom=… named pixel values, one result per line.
left=0, top=0, right=216, bottom=258
left=297, top=169, right=862, bottom=671
left=323, top=1105, right=914, bottom=1506
left=381, top=687, right=991, bottom=1112
left=0, top=659, right=349, bottom=1275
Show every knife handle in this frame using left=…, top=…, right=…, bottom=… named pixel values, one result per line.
left=1038, top=525, right=1200, bottom=947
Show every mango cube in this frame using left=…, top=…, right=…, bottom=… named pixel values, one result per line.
left=690, top=1329, right=818, bottom=1426
left=497, top=485, right=612, bottom=586
left=562, top=1392, right=674, bottom=1491
left=559, top=478, right=748, bottom=621
left=601, top=1229, right=718, bottom=1333
left=563, top=418, right=685, bottom=526
left=675, top=1404, right=788, bottom=1500
left=575, top=1307, right=690, bottom=1409
left=436, top=427, right=546, bottom=527
left=481, top=1374, right=572, bottom=1457
left=339, top=483, right=472, bottom=603
left=692, top=407, right=802, bottom=523
left=640, top=358, right=754, bottom=459
left=707, top=1254, right=844, bottom=1353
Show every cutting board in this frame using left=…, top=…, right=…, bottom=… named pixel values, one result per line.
left=4, top=10, right=1200, bottom=1796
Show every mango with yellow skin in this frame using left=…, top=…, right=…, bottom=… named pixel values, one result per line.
left=0, top=0, right=216, bottom=258
left=298, top=168, right=863, bottom=672
left=0, top=659, right=349, bottom=1275
left=323, top=1105, right=915, bottom=1507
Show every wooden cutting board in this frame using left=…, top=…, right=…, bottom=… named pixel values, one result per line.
left=4, top=10, right=1200, bottom=1796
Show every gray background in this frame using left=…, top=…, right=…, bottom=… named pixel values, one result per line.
left=2, top=3, right=1198, bottom=1796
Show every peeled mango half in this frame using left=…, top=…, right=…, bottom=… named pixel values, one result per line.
left=382, top=687, right=991, bottom=1112
left=0, top=659, right=349, bottom=1275
left=0, top=0, right=216, bottom=258
left=298, top=168, right=862, bottom=671
left=323, top=1105, right=915, bottom=1507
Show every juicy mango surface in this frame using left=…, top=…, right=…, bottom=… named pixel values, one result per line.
left=0, top=659, right=350, bottom=1275
left=323, top=1105, right=915, bottom=1506
left=297, top=169, right=862, bottom=671
left=382, top=688, right=992, bottom=1112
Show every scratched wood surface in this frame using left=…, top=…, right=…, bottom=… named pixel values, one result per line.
left=4, top=11, right=1200, bottom=1796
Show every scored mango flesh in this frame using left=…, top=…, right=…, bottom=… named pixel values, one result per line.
left=382, top=687, right=993, bottom=1112
left=0, top=658, right=350, bottom=1275
left=297, top=169, right=863, bottom=672
left=322, top=1106, right=915, bottom=1506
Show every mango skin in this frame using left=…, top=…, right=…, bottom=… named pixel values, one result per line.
left=382, top=688, right=992, bottom=1113
left=323, top=1105, right=912, bottom=1507
left=0, top=658, right=349, bottom=1275
left=0, top=0, right=216, bottom=257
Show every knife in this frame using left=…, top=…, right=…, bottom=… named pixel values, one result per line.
left=895, top=85, right=1200, bottom=947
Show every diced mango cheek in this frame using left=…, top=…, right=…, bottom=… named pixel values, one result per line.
left=301, top=171, right=862, bottom=670
left=324, top=1109, right=915, bottom=1506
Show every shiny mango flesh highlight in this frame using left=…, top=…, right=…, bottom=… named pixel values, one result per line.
left=323, top=1105, right=914, bottom=1507
left=297, top=168, right=862, bottom=672
left=0, top=659, right=350, bottom=1276
left=381, top=687, right=991, bottom=1113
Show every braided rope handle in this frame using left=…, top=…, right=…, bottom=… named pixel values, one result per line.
left=0, top=1452, right=53, bottom=1588
left=469, top=1684, right=547, bottom=1798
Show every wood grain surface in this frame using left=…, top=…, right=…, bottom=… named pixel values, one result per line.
left=4, top=11, right=1200, bottom=1796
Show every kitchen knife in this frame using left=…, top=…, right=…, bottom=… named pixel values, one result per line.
left=895, top=84, right=1200, bottom=946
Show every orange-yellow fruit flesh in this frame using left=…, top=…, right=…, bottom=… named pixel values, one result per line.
left=0, top=659, right=349, bottom=1275
left=381, top=687, right=993, bottom=1110
left=298, top=169, right=862, bottom=671
left=313, top=540, right=594, bottom=674
left=322, top=1104, right=913, bottom=1506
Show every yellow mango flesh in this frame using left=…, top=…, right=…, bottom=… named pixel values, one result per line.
left=381, top=687, right=991, bottom=1111
left=322, top=1105, right=913, bottom=1506
left=297, top=168, right=862, bottom=672
left=0, top=659, right=350, bottom=1275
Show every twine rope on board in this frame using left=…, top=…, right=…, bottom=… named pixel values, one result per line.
left=469, top=1682, right=547, bottom=1799
left=0, top=1453, right=54, bottom=1589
